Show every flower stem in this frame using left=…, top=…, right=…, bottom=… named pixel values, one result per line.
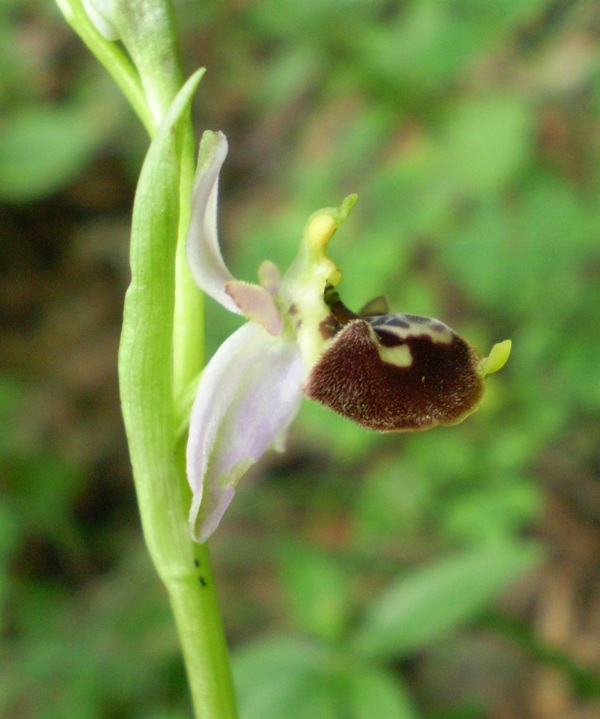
left=167, top=514, right=238, bottom=718
left=169, top=77, right=237, bottom=719
left=113, top=53, right=237, bottom=719
left=173, top=120, right=206, bottom=401
left=55, top=1, right=238, bottom=712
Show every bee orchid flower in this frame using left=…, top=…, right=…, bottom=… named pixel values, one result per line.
left=185, top=130, right=511, bottom=543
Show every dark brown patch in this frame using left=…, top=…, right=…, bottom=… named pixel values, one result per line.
left=374, top=328, right=406, bottom=347
left=324, top=284, right=359, bottom=326
left=319, top=314, right=343, bottom=339
left=304, top=320, right=483, bottom=432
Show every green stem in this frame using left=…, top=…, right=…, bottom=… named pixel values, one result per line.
left=116, top=65, right=237, bottom=719
left=55, top=2, right=238, bottom=712
left=173, top=120, right=206, bottom=401
left=113, top=0, right=206, bottom=397
left=168, top=472, right=238, bottom=718
left=169, top=69, right=236, bottom=719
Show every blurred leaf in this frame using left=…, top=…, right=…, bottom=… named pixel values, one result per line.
left=297, top=400, right=375, bottom=462
left=1, top=547, right=182, bottom=719
left=354, top=456, right=432, bottom=543
left=0, top=104, right=101, bottom=201
left=351, top=541, right=540, bottom=660
left=0, top=375, right=24, bottom=454
left=344, top=0, right=544, bottom=98
left=437, top=95, right=533, bottom=196
left=442, top=483, right=541, bottom=544
left=333, top=106, right=398, bottom=179
left=0, top=500, right=20, bottom=631
left=344, top=664, right=421, bottom=719
left=234, top=636, right=337, bottom=719
left=254, top=46, right=320, bottom=111
left=441, top=175, right=597, bottom=315
left=278, top=542, right=351, bottom=643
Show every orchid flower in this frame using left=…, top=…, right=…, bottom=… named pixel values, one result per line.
left=185, top=130, right=512, bottom=543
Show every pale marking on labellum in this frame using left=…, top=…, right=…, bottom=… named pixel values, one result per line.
left=378, top=343, right=413, bottom=367
left=368, top=314, right=454, bottom=345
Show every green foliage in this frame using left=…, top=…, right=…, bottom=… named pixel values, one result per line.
left=351, top=542, right=540, bottom=660
left=0, top=104, right=102, bottom=202
left=278, top=542, right=351, bottom=644
left=234, top=541, right=538, bottom=718
left=344, top=665, right=419, bottom=719
left=234, top=637, right=337, bottom=719
left=235, top=636, right=420, bottom=719
left=436, top=94, right=533, bottom=196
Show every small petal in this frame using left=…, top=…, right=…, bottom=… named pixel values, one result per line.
left=186, top=130, right=240, bottom=314
left=225, top=281, right=283, bottom=336
left=359, top=295, right=389, bottom=317
left=187, top=322, right=304, bottom=542
left=480, top=339, right=512, bottom=376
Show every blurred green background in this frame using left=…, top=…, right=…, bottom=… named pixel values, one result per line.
left=2, top=1, right=600, bottom=717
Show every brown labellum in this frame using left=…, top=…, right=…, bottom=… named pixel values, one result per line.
left=304, top=314, right=485, bottom=432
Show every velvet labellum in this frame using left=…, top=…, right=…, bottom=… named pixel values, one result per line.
left=305, top=311, right=488, bottom=432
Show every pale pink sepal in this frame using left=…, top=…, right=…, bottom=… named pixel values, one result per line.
left=225, top=281, right=283, bottom=336
left=186, top=130, right=240, bottom=315
left=187, top=321, right=304, bottom=542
